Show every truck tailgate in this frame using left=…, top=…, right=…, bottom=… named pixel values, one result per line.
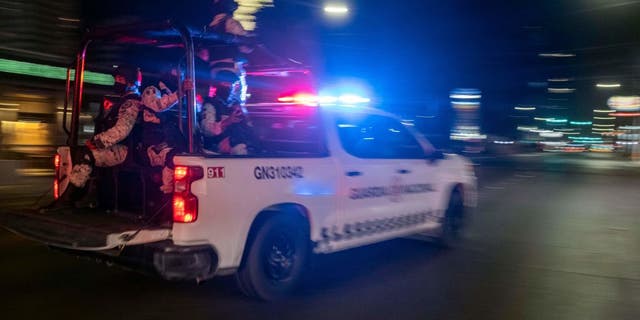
left=0, top=209, right=170, bottom=251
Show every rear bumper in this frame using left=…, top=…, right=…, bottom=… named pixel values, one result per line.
left=47, top=240, right=223, bottom=282
left=148, top=241, right=219, bottom=281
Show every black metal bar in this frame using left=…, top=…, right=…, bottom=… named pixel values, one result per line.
left=68, top=40, right=90, bottom=146
left=173, top=22, right=197, bottom=153
left=86, top=20, right=175, bottom=40
left=62, top=67, right=71, bottom=136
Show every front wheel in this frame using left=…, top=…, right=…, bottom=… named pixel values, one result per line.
left=236, top=214, right=309, bottom=300
left=438, top=190, right=465, bottom=248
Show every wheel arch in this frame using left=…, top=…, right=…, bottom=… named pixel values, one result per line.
left=235, top=202, right=311, bottom=268
left=441, top=182, right=464, bottom=207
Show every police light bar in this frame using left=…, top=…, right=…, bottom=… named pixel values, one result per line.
left=277, top=93, right=318, bottom=106
left=277, top=93, right=370, bottom=106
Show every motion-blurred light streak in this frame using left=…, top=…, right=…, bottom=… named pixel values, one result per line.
left=234, top=0, right=274, bottom=31
left=596, top=83, right=621, bottom=88
left=0, top=58, right=113, bottom=85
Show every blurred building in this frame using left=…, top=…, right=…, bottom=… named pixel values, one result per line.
left=0, top=0, right=81, bottom=167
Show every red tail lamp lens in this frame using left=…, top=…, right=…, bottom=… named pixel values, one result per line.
left=172, top=166, right=204, bottom=223
left=173, top=194, right=198, bottom=223
left=53, top=179, right=59, bottom=200
left=174, top=166, right=189, bottom=180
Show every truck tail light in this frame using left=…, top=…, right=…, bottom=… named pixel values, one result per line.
left=173, top=194, right=198, bottom=223
left=173, top=166, right=204, bottom=223
left=53, top=178, right=59, bottom=200
left=53, top=154, right=61, bottom=199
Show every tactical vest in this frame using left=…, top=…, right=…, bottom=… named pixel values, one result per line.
left=140, top=107, right=186, bottom=150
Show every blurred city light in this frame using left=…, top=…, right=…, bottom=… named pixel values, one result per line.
left=514, top=106, right=536, bottom=111
left=450, top=94, right=482, bottom=99
left=540, top=132, right=563, bottom=138
left=234, top=0, right=274, bottom=31
left=547, top=78, right=571, bottom=82
left=611, top=112, right=640, bottom=117
left=57, top=17, right=80, bottom=22
left=538, top=53, right=576, bottom=58
left=596, top=83, right=621, bottom=88
left=0, top=58, right=113, bottom=85
left=452, top=101, right=480, bottom=106
left=608, top=96, right=640, bottom=111
left=548, top=88, right=575, bottom=93
left=570, top=121, right=592, bottom=125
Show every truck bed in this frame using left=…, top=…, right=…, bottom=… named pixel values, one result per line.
left=0, top=208, right=169, bottom=250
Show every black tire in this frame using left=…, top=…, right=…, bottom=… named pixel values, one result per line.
left=235, top=214, right=309, bottom=300
left=438, top=190, right=465, bottom=248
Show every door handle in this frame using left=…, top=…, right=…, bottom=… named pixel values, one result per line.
left=346, top=171, right=362, bottom=177
left=396, top=169, right=411, bottom=174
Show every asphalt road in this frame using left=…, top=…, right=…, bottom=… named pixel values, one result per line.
left=1, top=153, right=639, bottom=320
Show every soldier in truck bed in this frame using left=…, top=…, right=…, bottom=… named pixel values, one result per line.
left=42, top=66, right=188, bottom=211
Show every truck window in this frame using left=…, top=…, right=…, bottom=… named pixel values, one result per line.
left=246, top=108, right=327, bottom=157
left=336, top=114, right=425, bottom=159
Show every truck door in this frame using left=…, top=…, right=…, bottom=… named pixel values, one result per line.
left=331, top=113, right=436, bottom=250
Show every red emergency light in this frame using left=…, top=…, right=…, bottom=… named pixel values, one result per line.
left=610, top=112, right=640, bottom=117
left=277, top=93, right=319, bottom=106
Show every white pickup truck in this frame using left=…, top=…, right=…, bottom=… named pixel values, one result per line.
left=0, top=21, right=477, bottom=300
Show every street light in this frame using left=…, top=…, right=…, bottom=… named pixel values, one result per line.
left=324, top=3, right=349, bottom=15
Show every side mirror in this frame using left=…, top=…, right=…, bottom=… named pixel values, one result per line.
left=426, top=150, right=445, bottom=164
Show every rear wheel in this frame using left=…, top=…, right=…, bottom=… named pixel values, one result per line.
left=439, top=190, right=465, bottom=248
left=236, top=214, right=309, bottom=300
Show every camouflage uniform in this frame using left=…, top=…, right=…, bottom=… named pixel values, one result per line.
left=68, top=83, right=181, bottom=194
left=199, top=97, right=247, bottom=155
left=139, top=82, right=183, bottom=193
left=68, top=91, right=142, bottom=190
left=199, top=9, right=253, bottom=155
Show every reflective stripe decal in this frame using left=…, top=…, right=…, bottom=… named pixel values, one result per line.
left=317, top=210, right=442, bottom=249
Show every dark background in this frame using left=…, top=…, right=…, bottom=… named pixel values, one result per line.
left=80, top=0, right=640, bottom=136
left=1, top=0, right=639, bottom=138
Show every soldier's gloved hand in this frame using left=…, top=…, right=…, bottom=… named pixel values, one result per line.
left=158, top=81, right=171, bottom=95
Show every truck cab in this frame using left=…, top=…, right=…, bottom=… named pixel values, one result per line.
left=0, top=21, right=477, bottom=301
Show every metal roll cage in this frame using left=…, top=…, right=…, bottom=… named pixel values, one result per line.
left=65, top=20, right=251, bottom=154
